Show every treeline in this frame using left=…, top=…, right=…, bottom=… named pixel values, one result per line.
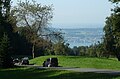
left=53, top=0, right=120, bottom=61
left=0, top=0, right=64, bottom=68
left=0, top=0, right=64, bottom=56
left=52, top=42, right=111, bottom=58
left=67, top=43, right=112, bottom=58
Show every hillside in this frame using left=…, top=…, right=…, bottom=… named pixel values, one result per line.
left=30, top=56, right=120, bottom=70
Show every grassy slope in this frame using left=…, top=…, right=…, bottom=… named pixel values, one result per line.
left=0, top=67, right=120, bottom=79
left=30, top=55, right=120, bottom=70
left=1, top=56, right=120, bottom=79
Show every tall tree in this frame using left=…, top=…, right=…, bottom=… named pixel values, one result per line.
left=0, top=33, right=13, bottom=68
left=103, top=16, right=115, bottom=58
left=0, top=0, right=14, bottom=68
left=0, top=0, right=15, bottom=39
left=12, top=0, right=63, bottom=58
left=104, top=0, right=120, bottom=60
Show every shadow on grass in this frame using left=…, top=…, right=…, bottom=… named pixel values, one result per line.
left=51, top=72, right=120, bottom=79
left=0, top=67, right=120, bottom=79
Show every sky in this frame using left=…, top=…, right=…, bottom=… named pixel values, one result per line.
left=12, top=0, right=113, bottom=28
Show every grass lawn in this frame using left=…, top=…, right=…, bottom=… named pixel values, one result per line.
left=30, top=55, right=120, bottom=70
left=1, top=56, right=120, bottom=79
left=0, top=67, right=120, bottom=79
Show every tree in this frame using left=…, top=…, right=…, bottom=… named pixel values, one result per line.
left=0, top=33, right=13, bottom=68
left=104, top=0, right=120, bottom=60
left=109, top=0, right=120, bottom=3
left=0, top=0, right=15, bottom=68
left=12, top=0, right=53, bottom=58
left=53, top=42, right=68, bottom=55
left=12, top=0, right=63, bottom=58
left=0, top=0, right=12, bottom=37
left=103, top=16, right=115, bottom=58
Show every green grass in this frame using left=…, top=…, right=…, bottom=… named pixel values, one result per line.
left=0, top=67, right=120, bottom=79
left=30, top=55, right=120, bottom=70
left=1, top=56, right=120, bottom=79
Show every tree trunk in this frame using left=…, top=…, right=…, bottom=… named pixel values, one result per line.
left=32, top=44, right=35, bottom=59
left=116, top=56, right=120, bottom=61
left=115, top=53, right=120, bottom=61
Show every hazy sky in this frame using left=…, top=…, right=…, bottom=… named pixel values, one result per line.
left=13, top=0, right=113, bottom=28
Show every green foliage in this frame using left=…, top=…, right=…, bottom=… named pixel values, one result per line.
left=0, top=0, right=16, bottom=68
left=11, top=0, right=54, bottom=58
left=12, top=0, right=53, bottom=40
left=53, top=42, right=70, bottom=55
left=103, top=16, right=115, bottom=56
left=103, top=0, right=120, bottom=61
left=0, top=0, right=11, bottom=36
left=109, top=0, right=120, bottom=3
left=67, top=44, right=107, bottom=58
left=0, top=0, right=65, bottom=58
left=0, top=0, right=26, bottom=57
left=0, top=0, right=11, bottom=19
left=11, top=0, right=64, bottom=58
left=53, top=42, right=65, bottom=55
left=0, top=33, right=13, bottom=68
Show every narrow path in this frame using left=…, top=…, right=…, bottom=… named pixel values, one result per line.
left=16, top=64, right=120, bottom=75
left=37, top=67, right=120, bottom=75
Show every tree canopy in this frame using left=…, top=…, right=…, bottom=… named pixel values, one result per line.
left=109, top=0, right=120, bottom=3
left=0, top=0, right=14, bottom=68
left=11, top=0, right=64, bottom=58
left=104, top=0, right=120, bottom=60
